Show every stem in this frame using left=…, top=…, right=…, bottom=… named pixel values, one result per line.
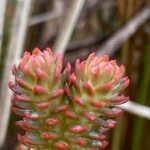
left=53, top=0, right=85, bottom=56
left=131, top=35, right=150, bottom=150
left=0, top=0, right=31, bottom=147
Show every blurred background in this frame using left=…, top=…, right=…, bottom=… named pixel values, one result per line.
left=0, top=0, right=150, bottom=150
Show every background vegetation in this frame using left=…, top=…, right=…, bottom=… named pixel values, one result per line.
left=0, top=0, right=149, bottom=149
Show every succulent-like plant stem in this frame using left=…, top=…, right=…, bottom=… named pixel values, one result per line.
left=9, top=47, right=129, bottom=150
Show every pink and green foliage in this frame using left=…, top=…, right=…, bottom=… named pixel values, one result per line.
left=9, top=47, right=129, bottom=150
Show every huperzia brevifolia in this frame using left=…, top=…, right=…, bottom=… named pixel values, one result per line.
left=9, top=47, right=129, bottom=150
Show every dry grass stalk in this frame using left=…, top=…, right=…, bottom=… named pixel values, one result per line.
left=0, top=0, right=31, bottom=147
left=0, top=0, right=7, bottom=64
left=53, top=0, right=85, bottom=55
left=97, top=6, right=150, bottom=56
